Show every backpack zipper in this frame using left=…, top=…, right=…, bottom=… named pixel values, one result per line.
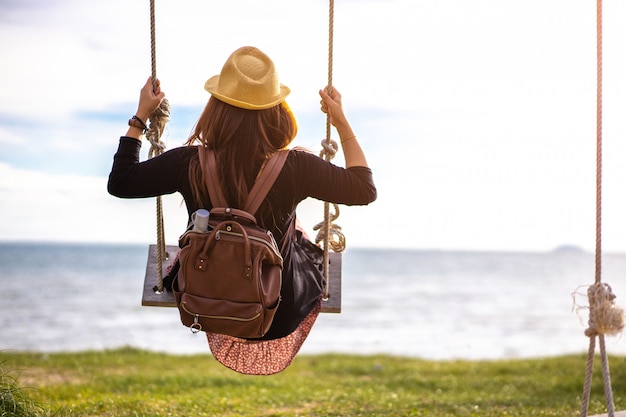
left=181, top=302, right=262, bottom=324
left=215, top=229, right=281, bottom=257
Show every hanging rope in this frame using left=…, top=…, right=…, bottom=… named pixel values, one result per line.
left=578, top=1, right=624, bottom=415
left=314, top=0, right=346, bottom=300
left=147, top=0, right=170, bottom=293
left=594, top=0, right=603, bottom=291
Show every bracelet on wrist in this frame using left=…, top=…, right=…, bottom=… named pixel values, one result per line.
left=340, top=135, right=356, bottom=144
left=128, top=115, right=148, bottom=134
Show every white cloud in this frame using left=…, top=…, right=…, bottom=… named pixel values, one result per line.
left=0, top=126, right=25, bottom=146
left=3, top=0, right=626, bottom=251
left=0, top=162, right=184, bottom=244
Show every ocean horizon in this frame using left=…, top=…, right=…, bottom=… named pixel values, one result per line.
left=1, top=241, right=625, bottom=360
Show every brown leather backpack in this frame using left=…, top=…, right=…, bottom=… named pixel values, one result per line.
left=173, top=147, right=289, bottom=339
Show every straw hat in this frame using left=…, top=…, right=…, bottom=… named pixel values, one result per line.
left=204, top=46, right=291, bottom=110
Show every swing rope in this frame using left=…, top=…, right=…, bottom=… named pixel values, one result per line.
left=147, top=0, right=170, bottom=293
left=314, top=0, right=346, bottom=300
left=578, top=1, right=624, bottom=415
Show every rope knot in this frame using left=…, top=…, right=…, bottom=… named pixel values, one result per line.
left=319, top=138, right=338, bottom=161
left=147, top=98, right=171, bottom=157
left=583, top=282, right=624, bottom=337
left=313, top=203, right=346, bottom=253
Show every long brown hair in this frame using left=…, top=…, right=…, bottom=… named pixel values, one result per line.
left=185, top=97, right=297, bottom=222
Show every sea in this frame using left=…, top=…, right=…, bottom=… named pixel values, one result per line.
left=1, top=241, right=626, bottom=360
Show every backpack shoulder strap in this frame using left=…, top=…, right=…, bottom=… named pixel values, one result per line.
left=197, top=146, right=228, bottom=207
left=245, top=150, right=289, bottom=215
left=198, top=147, right=289, bottom=215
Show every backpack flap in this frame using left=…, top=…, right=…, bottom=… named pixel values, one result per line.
left=197, top=220, right=254, bottom=274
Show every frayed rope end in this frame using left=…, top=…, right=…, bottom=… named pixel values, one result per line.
left=574, top=282, right=625, bottom=337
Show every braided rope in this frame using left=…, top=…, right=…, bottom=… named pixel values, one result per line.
left=599, top=336, right=615, bottom=417
left=580, top=336, right=595, bottom=417
left=147, top=0, right=170, bottom=292
left=579, top=2, right=619, bottom=415
left=315, top=0, right=346, bottom=300
left=594, top=0, right=603, bottom=288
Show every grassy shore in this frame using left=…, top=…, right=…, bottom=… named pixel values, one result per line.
left=1, top=347, right=624, bottom=416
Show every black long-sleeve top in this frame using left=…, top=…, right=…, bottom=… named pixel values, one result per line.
left=108, top=137, right=376, bottom=241
left=108, top=136, right=377, bottom=339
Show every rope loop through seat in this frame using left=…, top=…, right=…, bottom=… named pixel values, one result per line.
left=147, top=0, right=169, bottom=292
left=313, top=0, right=347, bottom=301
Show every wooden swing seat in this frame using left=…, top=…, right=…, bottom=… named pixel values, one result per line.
left=142, top=244, right=342, bottom=313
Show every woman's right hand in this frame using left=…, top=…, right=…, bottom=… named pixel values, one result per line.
left=319, top=86, right=368, bottom=168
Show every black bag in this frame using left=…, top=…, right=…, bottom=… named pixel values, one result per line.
left=172, top=148, right=289, bottom=339
left=255, top=217, right=326, bottom=340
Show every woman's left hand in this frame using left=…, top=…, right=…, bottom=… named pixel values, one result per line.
left=136, top=77, right=165, bottom=120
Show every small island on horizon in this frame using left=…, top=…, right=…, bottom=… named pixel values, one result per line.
left=552, top=244, right=587, bottom=253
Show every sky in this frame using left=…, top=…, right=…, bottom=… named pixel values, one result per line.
left=2, top=0, right=626, bottom=252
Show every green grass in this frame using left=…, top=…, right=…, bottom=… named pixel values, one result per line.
left=0, top=347, right=624, bottom=416
left=0, top=361, right=60, bottom=417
